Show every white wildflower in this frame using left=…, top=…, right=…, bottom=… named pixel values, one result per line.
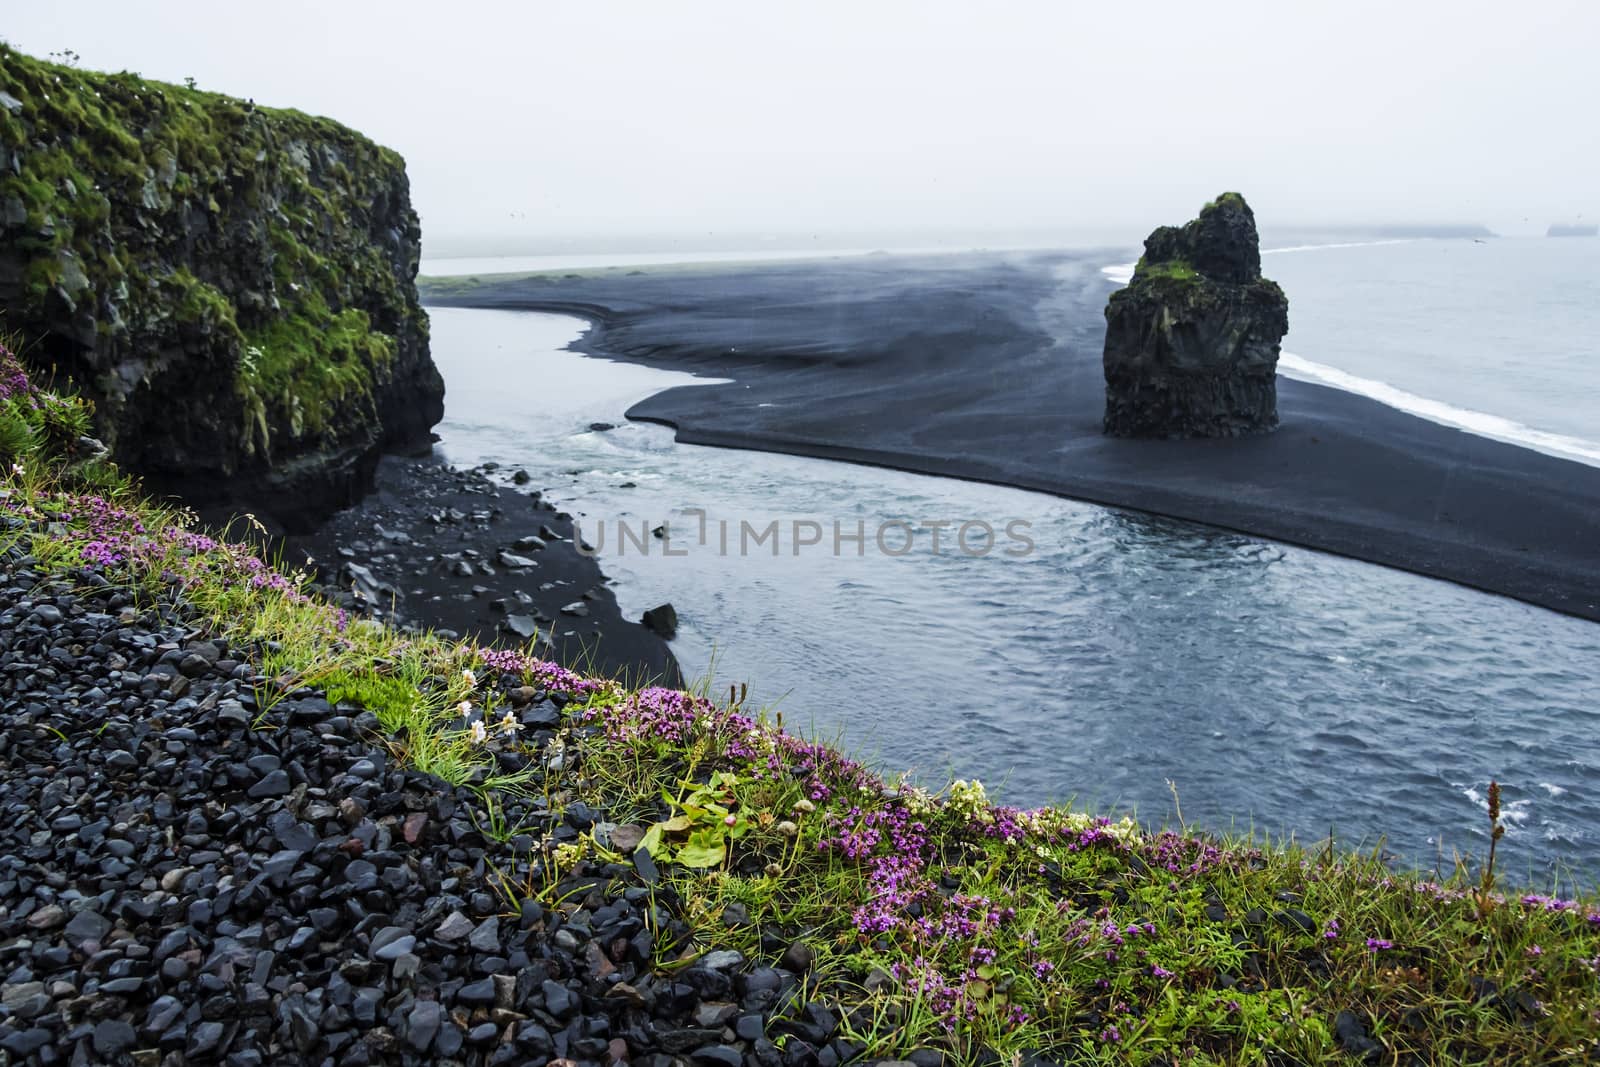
left=497, top=710, right=525, bottom=736
left=469, top=720, right=488, bottom=744
left=948, top=779, right=992, bottom=823
left=1105, top=817, right=1141, bottom=844
left=901, top=786, right=936, bottom=816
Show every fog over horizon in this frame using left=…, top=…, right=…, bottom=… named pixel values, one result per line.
left=5, top=0, right=1596, bottom=254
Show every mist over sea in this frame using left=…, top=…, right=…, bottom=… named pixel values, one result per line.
left=423, top=236, right=1600, bottom=886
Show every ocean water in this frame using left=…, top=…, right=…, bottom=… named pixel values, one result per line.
left=424, top=238, right=1600, bottom=888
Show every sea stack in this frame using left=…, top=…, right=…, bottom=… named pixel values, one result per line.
left=1102, top=192, right=1288, bottom=437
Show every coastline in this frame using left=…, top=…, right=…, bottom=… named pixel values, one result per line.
left=421, top=251, right=1600, bottom=622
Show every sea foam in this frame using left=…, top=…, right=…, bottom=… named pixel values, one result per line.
left=1276, top=352, right=1600, bottom=467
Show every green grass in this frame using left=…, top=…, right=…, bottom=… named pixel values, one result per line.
left=3, top=337, right=1597, bottom=1065
left=1133, top=255, right=1202, bottom=286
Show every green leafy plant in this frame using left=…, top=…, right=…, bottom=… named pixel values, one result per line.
left=323, top=667, right=421, bottom=728
left=641, top=771, right=753, bottom=868
left=0, top=406, right=38, bottom=463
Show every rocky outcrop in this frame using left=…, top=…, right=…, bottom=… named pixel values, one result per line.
left=1102, top=193, right=1288, bottom=438
left=0, top=45, right=443, bottom=528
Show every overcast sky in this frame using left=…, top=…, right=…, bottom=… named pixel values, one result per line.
left=5, top=1, right=1596, bottom=251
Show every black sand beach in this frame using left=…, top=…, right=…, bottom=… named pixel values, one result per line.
left=422, top=251, right=1600, bottom=622
left=283, top=455, right=681, bottom=687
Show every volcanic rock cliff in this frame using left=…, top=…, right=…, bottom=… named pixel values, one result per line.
left=1103, top=193, right=1288, bottom=438
left=0, top=45, right=443, bottom=528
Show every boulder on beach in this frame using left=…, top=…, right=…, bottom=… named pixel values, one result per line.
left=1102, top=192, right=1289, bottom=438
left=642, top=603, right=678, bottom=640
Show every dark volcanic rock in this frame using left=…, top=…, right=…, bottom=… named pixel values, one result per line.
left=642, top=602, right=678, bottom=640
left=0, top=551, right=731, bottom=1065
left=1334, top=1010, right=1384, bottom=1060
left=1102, top=192, right=1288, bottom=438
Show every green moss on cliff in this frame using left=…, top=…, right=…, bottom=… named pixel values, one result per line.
left=1133, top=255, right=1200, bottom=283
left=240, top=305, right=395, bottom=455
left=1130, top=253, right=1204, bottom=298
left=1202, top=190, right=1247, bottom=213
left=164, top=268, right=236, bottom=329
left=0, top=43, right=438, bottom=492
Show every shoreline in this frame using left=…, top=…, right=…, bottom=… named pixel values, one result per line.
left=421, top=251, right=1600, bottom=623
left=281, top=454, right=681, bottom=689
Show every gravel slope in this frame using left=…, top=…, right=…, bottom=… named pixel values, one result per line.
left=0, top=553, right=885, bottom=1067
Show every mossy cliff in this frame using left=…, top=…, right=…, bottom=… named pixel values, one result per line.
left=0, top=44, right=443, bottom=528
